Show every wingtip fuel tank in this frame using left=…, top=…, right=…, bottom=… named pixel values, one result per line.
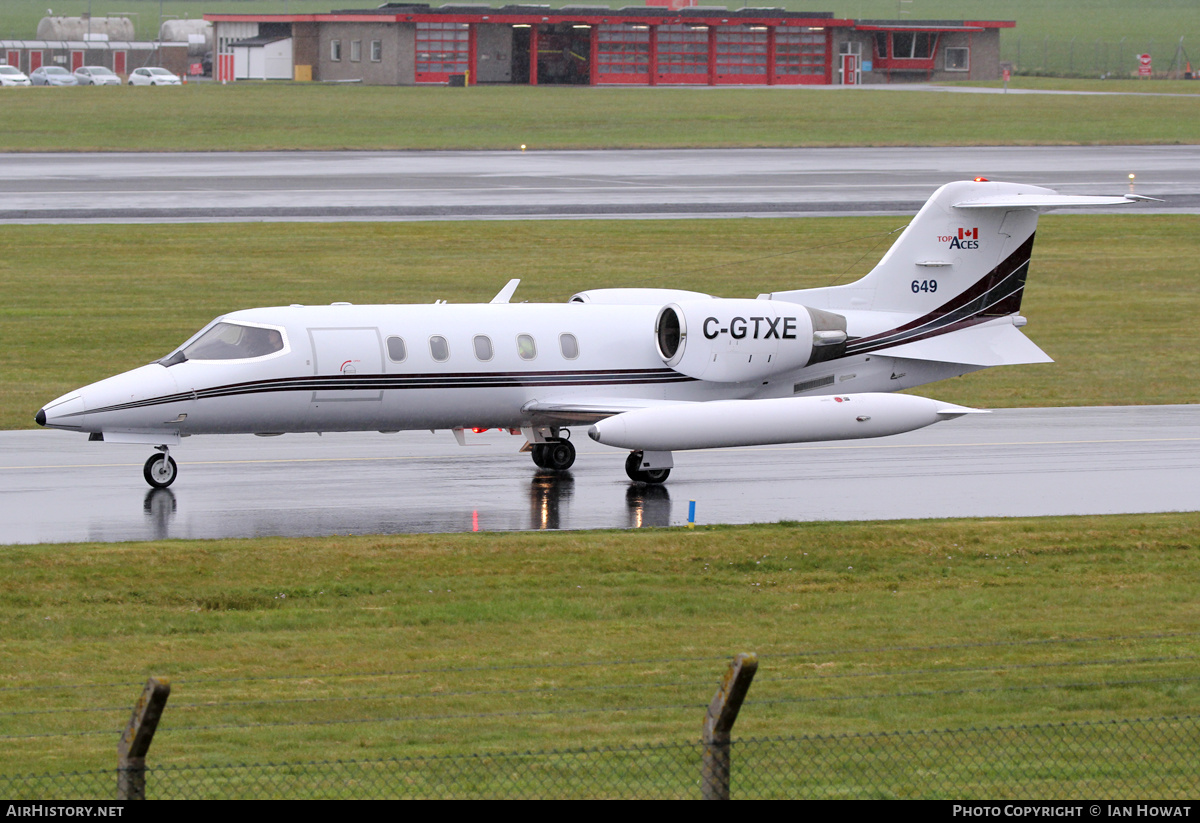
left=587, top=393, right=984, bottom=452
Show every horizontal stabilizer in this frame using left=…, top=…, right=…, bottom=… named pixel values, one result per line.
left=954, top=193, right=1162, bottom=210
left=873, top=322, right=1052, bottom=367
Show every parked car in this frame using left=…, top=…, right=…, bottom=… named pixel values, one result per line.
left=128, top=67, right=181, bottom=86
left=30, top=66, right=79, bottom=86
left=74, top=66, right=121, bottom=86
left=0, top=65, right=32, bottom=86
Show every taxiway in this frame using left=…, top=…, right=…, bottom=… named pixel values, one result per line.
left=3, top=404, right=1197, bottom=544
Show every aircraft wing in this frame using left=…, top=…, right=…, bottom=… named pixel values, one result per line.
left=522, top=397, right=695, bottom=425
left=872, top=322, right=1053, bottom=367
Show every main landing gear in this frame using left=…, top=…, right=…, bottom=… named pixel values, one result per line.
left=143, top=446, right=178, bottom=489
left=625, top=451, right=670, bottom=484
left=531, top=439, right=576, bottom=471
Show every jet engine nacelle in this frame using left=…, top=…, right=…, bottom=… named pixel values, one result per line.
left=655, top=299, right=847, bottom=383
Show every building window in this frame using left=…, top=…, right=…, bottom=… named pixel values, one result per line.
left=386, top=336, right=407, bottom=363
left=473, top=335, right=493, bottom=362
left=330, top=40, right=341, bottom=62
left=516, top=334, right=537, bottom=361
left=890, top=31, right=933, bottom=59
left=371, top=40, right=382, bottom=62
left=351, top=40, right=362, bottom=62
left=429, top=336, right=449, bottom=362
left=945, top=47, right=969, bottom=71
left=874, top=32, right=888, bottom=58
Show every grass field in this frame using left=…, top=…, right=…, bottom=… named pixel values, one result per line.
left=5, top=214, right=1198, bottom=431
left=0, top=513, right=1196, bottom=782
left=3, top=83, right=1200, bottom=152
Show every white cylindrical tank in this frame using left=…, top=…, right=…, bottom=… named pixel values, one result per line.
left=160, top=20, right=213, bottom=55
left=37, top=16, right=136, bottom=41
left=588, top=392, right=984, bottom=451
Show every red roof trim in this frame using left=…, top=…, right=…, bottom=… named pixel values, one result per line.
left=205, top=12, right=855, bottom=27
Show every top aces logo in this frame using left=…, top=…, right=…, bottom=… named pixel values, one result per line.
left=939, top=227, right=980, bottom=249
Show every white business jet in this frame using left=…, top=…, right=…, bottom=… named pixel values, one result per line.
left=36, top=181, right=1154, bottom=488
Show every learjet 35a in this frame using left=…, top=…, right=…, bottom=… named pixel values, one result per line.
left=36, top=181, right=1155, bottom=488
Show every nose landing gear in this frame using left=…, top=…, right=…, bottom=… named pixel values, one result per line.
left=143, top=447, right=178, bottom=489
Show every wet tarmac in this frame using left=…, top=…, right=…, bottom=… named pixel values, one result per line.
left=3, top=405, right=1197, bottom=545
left=1, top=146, right=1196, bottom=223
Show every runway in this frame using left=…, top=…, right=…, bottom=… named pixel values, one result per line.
left=1, top=145, right=1198, bottom=223
left=3, top=404, right=1198, bottom=545
left=4, top=145, right=1197, bottom=543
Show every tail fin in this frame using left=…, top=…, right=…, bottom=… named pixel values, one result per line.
left=765, top=181, right=1148, bottom=321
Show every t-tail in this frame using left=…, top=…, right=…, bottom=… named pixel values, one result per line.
left=763, top=180, right=1156, bottom=366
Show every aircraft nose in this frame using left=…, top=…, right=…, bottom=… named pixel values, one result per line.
left=36, top=392, right=87, bottom=431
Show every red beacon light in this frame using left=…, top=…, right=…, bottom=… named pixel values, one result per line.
left=974, top=177, right=990, bottom=182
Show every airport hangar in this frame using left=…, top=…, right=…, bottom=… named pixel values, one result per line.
left=205, top=3, right=1012, bottom=87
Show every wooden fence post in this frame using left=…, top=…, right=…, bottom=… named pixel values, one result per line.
left=701, top=653, right=757, bottom=800
left=117, top=677, right=171, bottom=800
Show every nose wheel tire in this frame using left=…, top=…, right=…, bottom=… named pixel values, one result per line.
left=625, top=451, right=670, bottom=484
left=143, top=454, right=178, bottom=489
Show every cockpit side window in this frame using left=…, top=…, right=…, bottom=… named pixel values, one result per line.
left=181, top=322, right=285, bottom=361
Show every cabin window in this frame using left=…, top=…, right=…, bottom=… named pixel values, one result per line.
left=386, top=336, right=407, bottom=363
left=559, top=333, right=579, bottom=360
left=429, top=335, right=450, bottom=362
left=517, top=334, right=537, bottom=360
left=473, top=335, right=494, bottom=361
left=182, top=322, right=285, bottom=361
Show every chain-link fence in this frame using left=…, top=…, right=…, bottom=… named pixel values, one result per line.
left=1003, top=36, right=1192, bottom=78
left=2, top=715, right=1196, bottom=800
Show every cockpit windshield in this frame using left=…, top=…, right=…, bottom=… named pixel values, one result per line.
left=178, top=322, right=286, bottom=361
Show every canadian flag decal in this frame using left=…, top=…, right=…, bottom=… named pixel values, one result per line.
left=958, top=227, right=979, bottom=240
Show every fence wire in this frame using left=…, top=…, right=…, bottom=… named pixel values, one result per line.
left=2, top=715, right=1195, bottom=800
left=1003, top=36, right=1191, bottom=78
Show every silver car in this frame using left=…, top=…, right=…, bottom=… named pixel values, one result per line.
left=31, top=66, right=79, bottom=86
left=74, top=66, right=122, bottom=86
left=0, top=65, right=32, bottom=86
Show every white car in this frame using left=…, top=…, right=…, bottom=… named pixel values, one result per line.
left=74, top=66, right=121, bottom=86
left=128, top=67, right=181, bottom=86
left=0, top=65, right=32, bottom=86
left=31, top=66, right=79, bottom=86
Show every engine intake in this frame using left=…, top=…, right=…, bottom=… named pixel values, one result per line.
left=655, top=299, right=846, bottom=383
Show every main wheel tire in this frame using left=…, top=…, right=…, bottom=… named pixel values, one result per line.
left=143, top=454, right=178, bottom=489
left=542, top=440, right=575, bottom=471
left=531, top=443, right=548, bottom=468
left=625, top=451, right=669, bottom=484
left=640, top=467, right=670, bottom=484
left=625, top=451, right=644, bottom=482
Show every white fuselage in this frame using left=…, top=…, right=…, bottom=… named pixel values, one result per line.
left=41, top=303, right=771, bottom=437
